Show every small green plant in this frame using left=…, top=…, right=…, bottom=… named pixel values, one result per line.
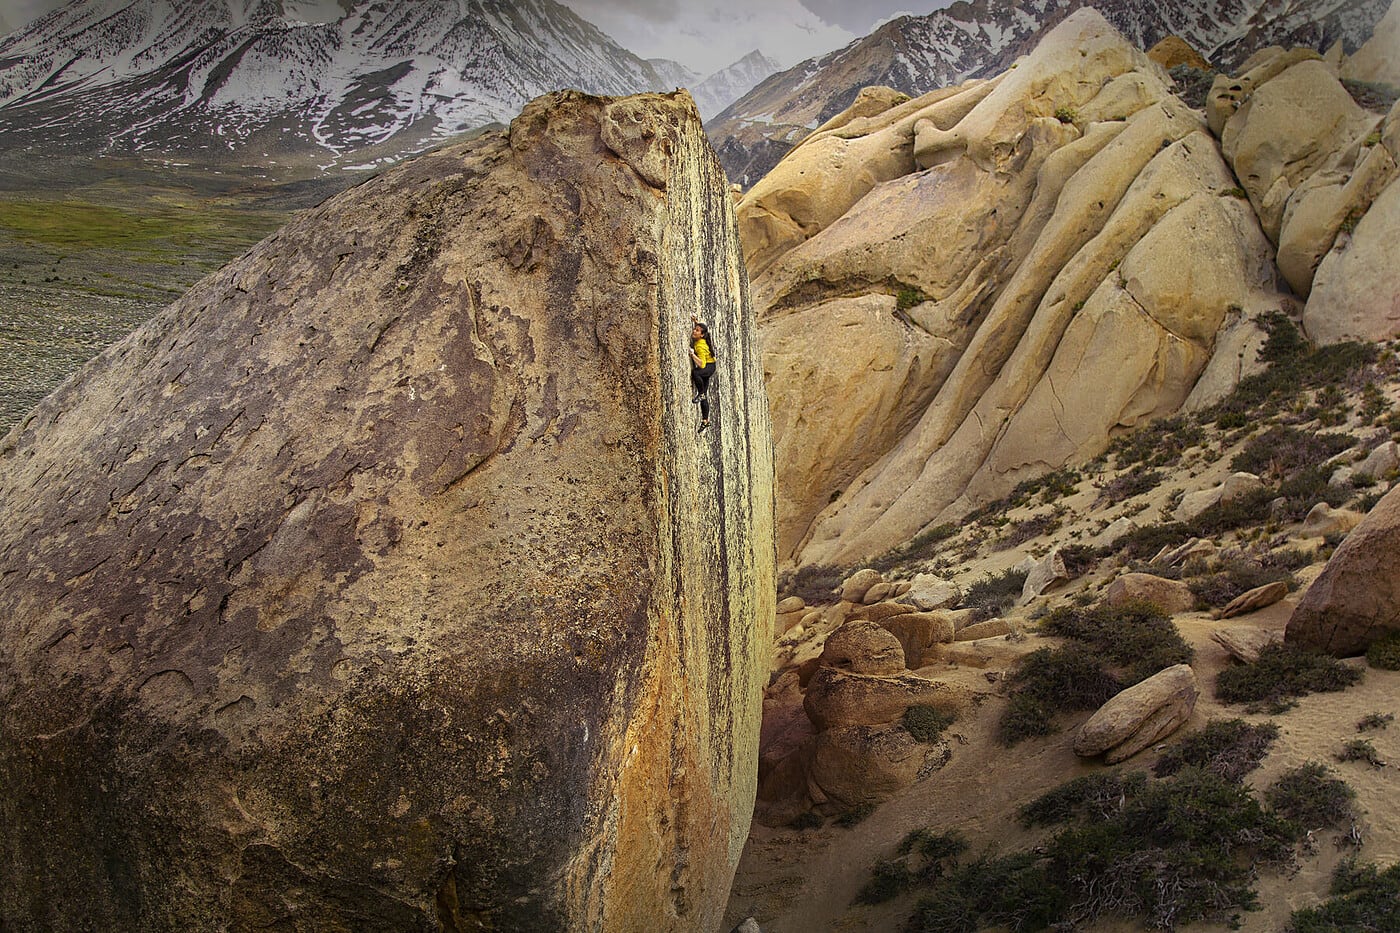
left=1288, top=859, right=1400, bottom=932
left=1265, top=761, right=1355, bottom=830
left=1336, top=738, right=1387, bottom=768
left=1363, top=130, right=1383, bottom=146
left=1053, top=106, right=1078, bottom=124
left=1000, top=645, right=1121, bottom=744
left=896, top=285, right=929, bottom=311
left=903, top=705, right=956, bottom=743
left=1094, top=466, right=1163, bottom=505
left=1366, top=631, right=1400, bottom=670
left=1339, top=208, right=1364, bottom=234
left=960, top=566, right=1029, bottom=622
left=1222, top=186, right=1249, bottom=199
left=1018, top=770, right=1148, bottom=826
left=1153, top=719, right=1280, bottom=783
left=1357, top=712, right=1394, bottom=731
left=1216, top=642, right=1364, bottom=713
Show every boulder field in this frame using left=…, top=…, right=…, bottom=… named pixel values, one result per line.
left=0, top=91, right=775, bottom=931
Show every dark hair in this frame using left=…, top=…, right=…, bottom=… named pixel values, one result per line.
left=692, top=321, right=711, bottom=345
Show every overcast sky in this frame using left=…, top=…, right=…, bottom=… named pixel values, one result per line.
left=0, top=0, right=944, bottom=74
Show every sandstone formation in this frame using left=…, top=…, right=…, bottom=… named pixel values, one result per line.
left=1219, top=580, right=1290, bottom=618
left=1341, top=0, right=1400, bottom=86
left=741, top=10, right=1293, bottom=566
left=1148, top=36, right=1211, bottom=71
left=818, top=621, right=906, bottom=675
left=1211, top=46, right=1400, bottom=344
left=1212, top=625, right=1281, bottom=664
left=0, top=91, right=775, bottom=932
left=1104, top=573, right=1197, bottom=615
left=1288, top=484, right=1400, bottom=656
left=1073, top=664, right=1199, bottom=763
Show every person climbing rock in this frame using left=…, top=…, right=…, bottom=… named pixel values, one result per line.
left=689, top=313, right=716, bottom=433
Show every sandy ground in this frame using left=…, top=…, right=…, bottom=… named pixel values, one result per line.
left=723, top=593, right=1400, bottom=932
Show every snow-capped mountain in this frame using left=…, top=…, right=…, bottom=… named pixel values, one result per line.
left=0, top=0, right=703, bottom=165
left=691, top=50, right=782, bottom=121
left=711, top=0, right=1392, bottom=185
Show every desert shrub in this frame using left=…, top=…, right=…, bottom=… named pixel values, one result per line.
left=1094, top=466, right=1164, bottom=505
left=854, top=857, right=915, bottom=905
left=967, top=467, right=1082, bottom=521
left=869, top=522, right=960, bottom=573
left=1263, top=547, right=1316, bottom=571
left=1153, top=719, right=1280, bottom=783
left=993, top=509, right=1063, bottom=550
left=1058, top=543, right=1097, bottom=577
left=1170, top=64, right=1217, bottom=109
left=1039, top=600, right=1193, bottom=684
left=1188, top=487, right=1276, bottom=536
left=1365, top=631, right=1400, bottom=671
left=1357, top=712, right=1393, bottom=731
left=854, top=830, right=968, bottom=905
left=1053, top=106, right=1078, bottom=123
left=1109, top=414, right=1204, bottom=469
left=779, top=564, right=846, bottom=605
left=1336, top=738, right=1387, bottom=769
left=1109, top=521, right=1194, bottom=561
left=906, top=851, right=1060, bottom=933
left=1019, top=770, right=1149, bottom=826
left=1187, top=558, right=1295, bottom=610
left=903, top=705, right=955, bottom=743
left=896, top=285, right=929, bottom=311
left=1341, top=78, right=1400, bottom=113
left=789, top=810, right=823, bottom=830
left=1274, top=465, right=1354, bottom=521
left=1266, top=762, right=1355, bottom=830
left=960, top=566, right=1028, bottom=621
left=1288, top=859, right=1400, bottom=933
left=999, top=645, right=1122, bottom=744
left=1231, top=426, right=1355, bottom=482
left=1216, top=642, right=1364, bottom=713
left=1360, top=382, right=1390, bottom=422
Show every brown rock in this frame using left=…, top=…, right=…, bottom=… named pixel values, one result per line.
left=1104, top=573, right=1197, bottom=615
left=1074, top=664, right=1199, bottom=763
left=1301, top=502, right=1363, bottom=538
left=819, top=622, right=906, bottom=675
left=880, top=611, right=957, bottom=663
left=810, top=724, right=943, bottom=807
left=1219, top=581, right=1290, bottom=618
left=847, top=601, right=920, bottom=624
left=0, top=91, right=774, bottom=931
left=803, top=667, right=969, bottom=731
left=1148, top=36, right=1211, bottom=71
left=777, top=596, right=807, bottom=614
left=954, top=618, right=1013, bottom=641
left=1211, top=625, right=1281, bottom=663
left=1288, top=484, right=1400, bottom=655
left=839, top=568, right=885, bottom=603
left=864, top=581, right=896, bottom=603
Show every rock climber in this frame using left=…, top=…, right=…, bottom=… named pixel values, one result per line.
left=689, top=313, right=716, bottom=434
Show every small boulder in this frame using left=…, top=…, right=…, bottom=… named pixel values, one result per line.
left=1301, top=502, right=1363, bottom=538
left=880, top=611, right=957, bottom=663
left=1218, top=580, right=1290, bottom=619
left=1359, top=441, right=1400, bottom=479
left=777, top=596, right=806, bottom=614
left=803, top=667, right=969, bottom=731
left=840, top=568, right=884, bottom=603
left=893, top=581, right=913, bottom=597
left=863, top=581, right=896, bottom=604
left=1021, top=548, right=1070, bottom=602
left=954, top=618, right=1013, bottom=641
left=906, top=573, right=961, bottom=611
left=776, top=596, right=808, bottom=633
left=818, top=621, right=906, bottom=675
left=1074, top=664, right=1199, bottom=763
left=1104, top=573, right=1197, bottom=615
left=810, top=723, right=939, bottom=807
left=1175, top=473, right=1264, bottom=522
left=1211, top=625, right=1280, bottom=663
left=1092, top=517, right=1140, bottom=549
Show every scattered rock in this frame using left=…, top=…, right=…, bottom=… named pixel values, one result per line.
left=1174, top=472, right=1264, bottom=522
left=1288, top=485, right=1400, bottom=655
left=1301, top=502, right=1363, bottom=538
left=840, top=568, right=885, bottom=603
left=906, top=573, right=961, bottom=611
left=777, top=596, right=808, bottom=634
left=1219, top=580, right=1290, bottom=618
left=1104, top=572, right=1197, bottom=615
left=847, top=602, right=920, bottom=624
left=1074, top=664, right=1199, bottom=763
left=1359, top=441, right=1400, bottom=479
left=1092, top=517, right=1140, bottom=549
left=1022, top=548, right=1070, bottom=602
left=819, top=622, right=906, bottom=675
left=864, top=581, right=896, bottom=603
left=777, top=596, right=806, bottom=614
left=1211, top=625, right=1281, bottom=663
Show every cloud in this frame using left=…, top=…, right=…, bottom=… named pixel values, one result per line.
left=2, top=0, right=65, bottom=30
left=562, top=0, right=855, bottom=75
left=798, top=0, right=925, bottom=34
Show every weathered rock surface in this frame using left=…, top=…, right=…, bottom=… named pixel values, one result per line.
left=1175, top=472, right=1265, bottom=523
left=906, top=573, right=961, bottom=611
left=1220, top=581, right=1290, bottom=618
left=0, top=91, right=775, bottom=932
left=1022, top=548, right=1071, bottom=602
left=811, top=724, right=943, bottom=808
left=1073, top=664, right=1199, bottom=763
left=745, top=10, right=1292, bottom=566
left=1104, top=573, right=1197, bottom=615
left=819, top=621, right=906, bottom=675
left=879, top=611, right=957, bottom=664
left=802, top=667, right=968, bottom=731
left=1288, top=484, right=1400, bottom=656
left=1212, top=625, right=1281, bottom=663
left=1301, top=502, right=1364, bottom=538
left=1342, top=0, right=1400, bottom=86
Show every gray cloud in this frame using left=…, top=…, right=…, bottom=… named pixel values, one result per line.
left=798, top=0, right=940, bottom=33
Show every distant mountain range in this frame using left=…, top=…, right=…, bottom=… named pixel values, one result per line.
left=0, top=0, right=780, bottom=170
left=711, top=0, right=1392, bottom=185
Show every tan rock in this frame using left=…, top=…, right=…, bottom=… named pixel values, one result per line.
left=777, top=596, right=807, bottom=614
left=839, top=568, right=885, bottom=603
left=1104, top=573, right=1197, bottom=615
left=1092, top=517, right=1140, bottom=549
left=1220, top=581, right=1290, bottom=618
left=1022, top=548, right=1071, bottom=602
left=1073, top=664, right=1199, bottom=763
left=819, top=622, right=906, bottom=675
left=1359, top=441, right=1400, bottom=479
left=803, top=667, right=970, bottom=732
left=847, top=601, right=919, bottom=624
left=864, top=581, right=896, bottom=604
left=0, top=91, right=773, bottom=931
left=939, top=638, right=1027, bottom=669
left=1288, top=484, right=1400, bottom=655
left=1341, top=0, right=1400, bottom=85
left=1211, top=625, right=1281, bottom=663
left=1175, top=472, right=1265, bottom=523
left=1307, top=176, right=1400, bottom=345
left=1301, top=502, right=1363, bottom=538
left=810, top=724, right=940, bottom=807
left=954, top=618, right=1013, bottom=641
left=907, top=573, right=961, bottom=611
left=880, top=611, right=957, bottom=663
left=1149, top=36, right=1210, bottom=71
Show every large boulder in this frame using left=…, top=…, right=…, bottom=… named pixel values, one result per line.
left=749, top=10, right=1292, bottom=567
left=0, top=91, right=775, bottom=932
left=1287, top=485, right=1400, bottom=656
left=1073, top=664, right=1199, bottom=763
left=802, top=667, right=969, bottom=731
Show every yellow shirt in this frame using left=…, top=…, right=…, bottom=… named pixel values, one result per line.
left=693, top=338, right=715, bottom=366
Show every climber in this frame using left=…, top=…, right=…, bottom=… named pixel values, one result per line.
left=688, top=313, right=716, bottom=434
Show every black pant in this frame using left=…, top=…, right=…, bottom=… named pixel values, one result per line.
left=691, top=363, right=715, bottom=420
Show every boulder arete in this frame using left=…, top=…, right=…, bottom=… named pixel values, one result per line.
left=0, top=91, right=774, bottom=932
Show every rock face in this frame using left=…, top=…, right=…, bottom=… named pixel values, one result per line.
left=0, top=91, right=775, bottom=932
left=1288, top=484, right=1400, bottom=656
left=742, top=10, right=1293, bottom=566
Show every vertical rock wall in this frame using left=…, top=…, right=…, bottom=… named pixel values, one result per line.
left=0, top=90, right=774, bottom=932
